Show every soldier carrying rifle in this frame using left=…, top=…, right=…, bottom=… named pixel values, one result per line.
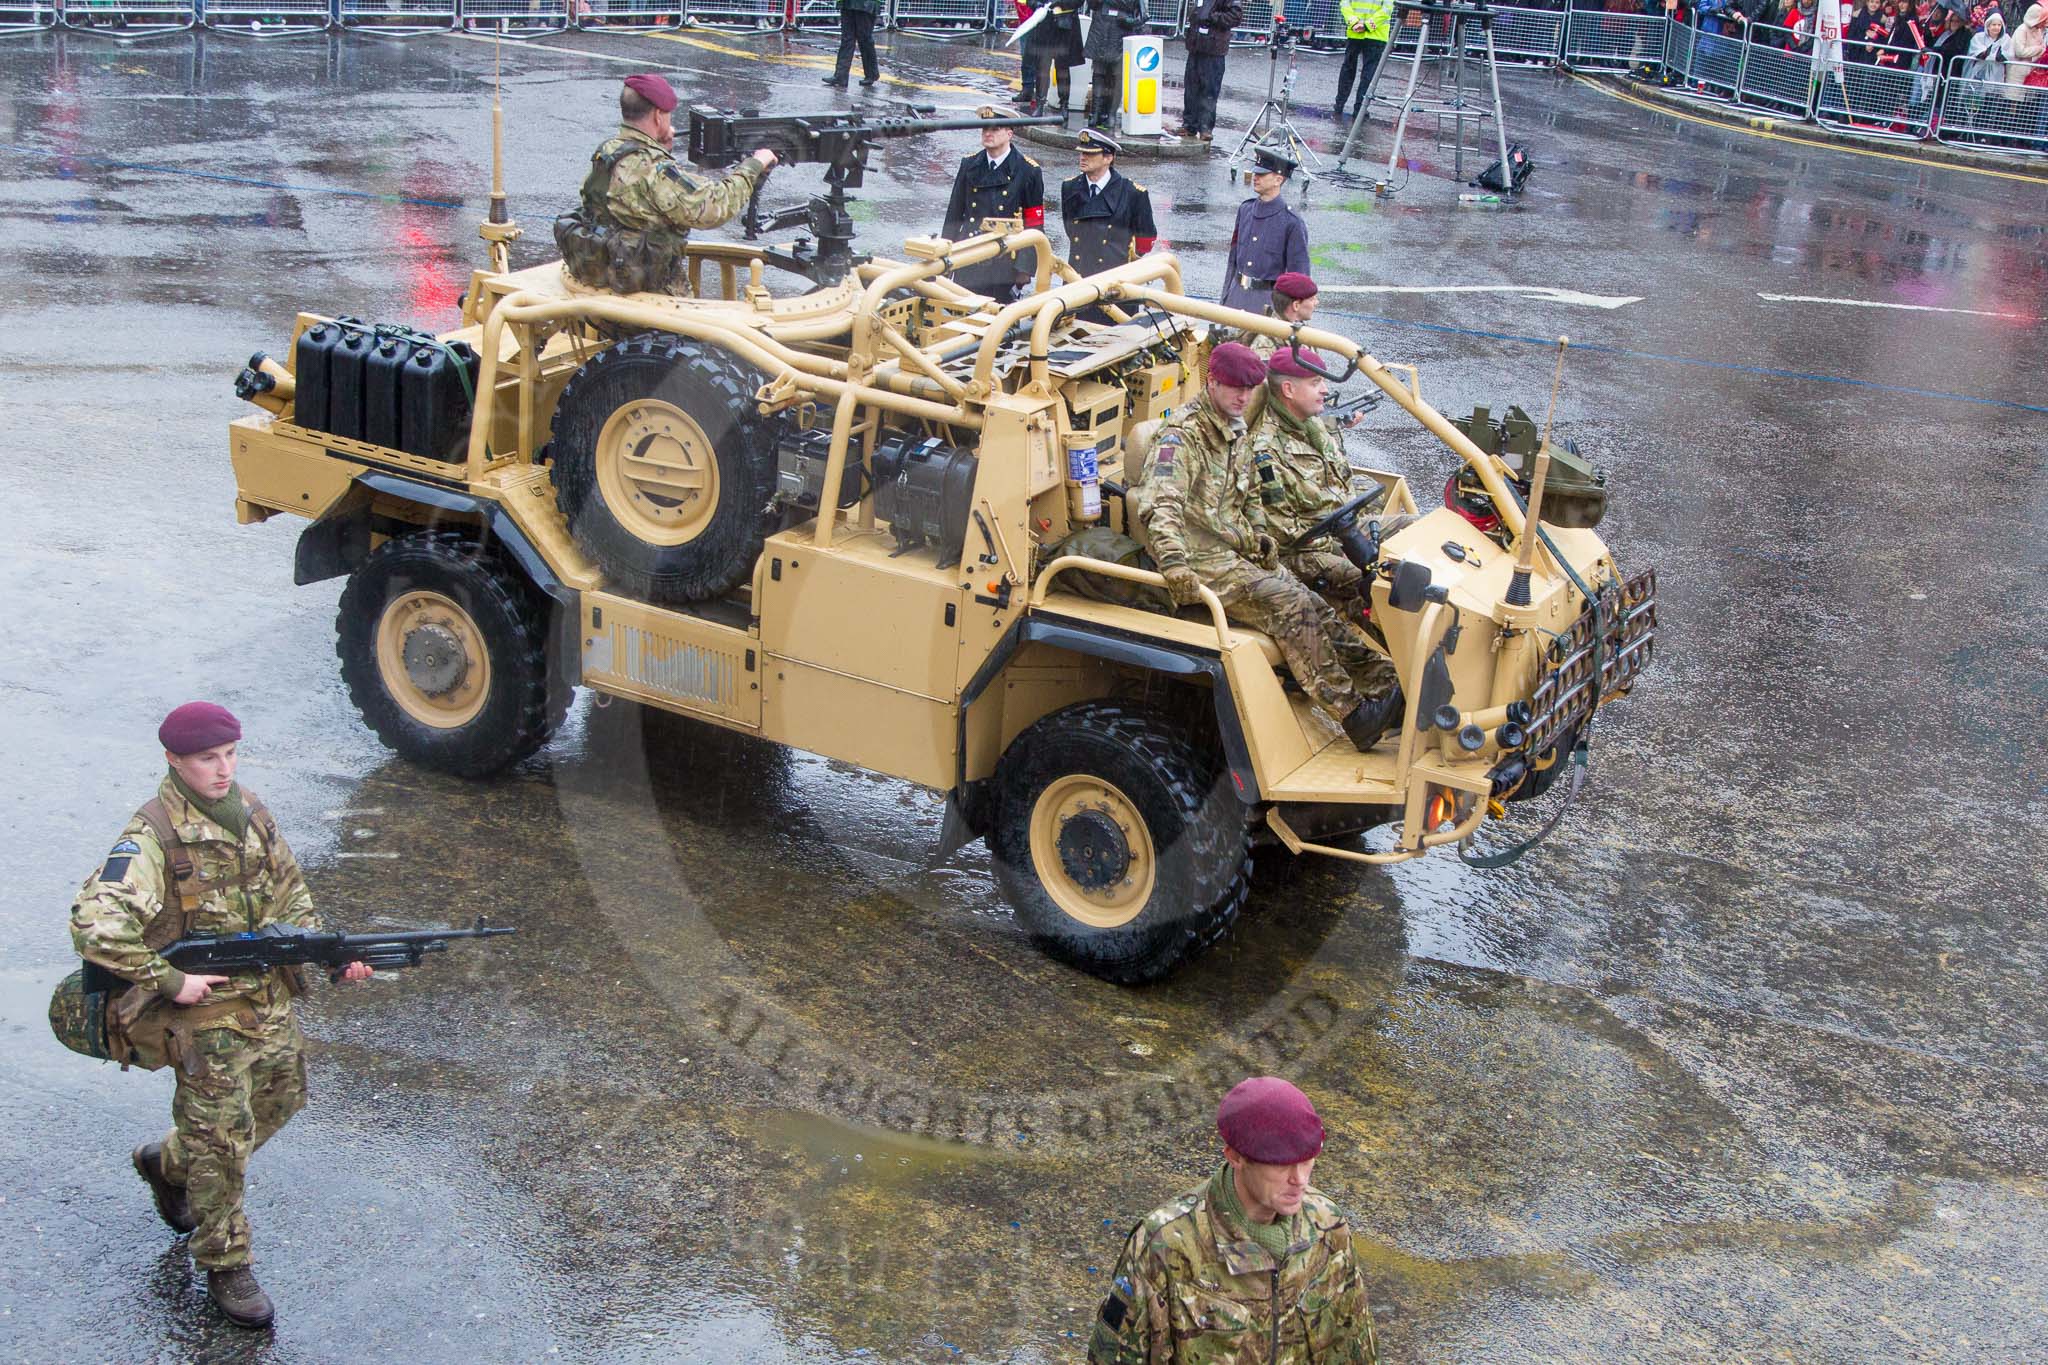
left=67, top=703, right=372, bottom=1329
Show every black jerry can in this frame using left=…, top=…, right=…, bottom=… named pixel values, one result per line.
left=400, top=341, right=479, bottom=463
left=326, top=324, right=374, bottom=443
left=363, top=335, right=409, bottom=450
left=291, top=321, right=347, bottom=434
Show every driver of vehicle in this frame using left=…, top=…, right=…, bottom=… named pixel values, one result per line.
left=1128, top=341, right=1405, bottom=753
left=1246, top=346, right=1415, bottom=627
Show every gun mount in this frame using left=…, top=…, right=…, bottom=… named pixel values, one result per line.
left=686, top=108, right=1063, bottom=283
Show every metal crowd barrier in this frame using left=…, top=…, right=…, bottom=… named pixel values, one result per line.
left=792, top=0, right=839, bottom=30
left=0, top=0, right=59, bottom=31
left=62, top=0, right=199, bottom=33
left=1140, top=0, right=1182, bottom=36
left=1815, top=50, right=1936, bottom=139
left=1561, top=3, right=1666, bottom=70
left=683, top=0, right=783, bottom=30
left=1937, top=54, right=2048, bottom=152
left=337, top=0, right=459, bottom=34
left=206, top=0, right=328, bottom=33
left=457, top=0, right=570, bottom=34
left=892, top=0, right=988, bottom=37
left=578, top=0, right=686, bottom=30
left=1730, top=22, right=1810, bottom=114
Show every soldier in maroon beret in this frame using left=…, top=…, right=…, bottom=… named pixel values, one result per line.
left=1129, top=339, right=1404, bottom=752
left=69, top=705, right=368, bottom=1330
left=1088, top=1076, right=1380, bottom=1362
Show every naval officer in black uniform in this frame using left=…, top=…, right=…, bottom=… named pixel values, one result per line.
left=1059, top=129, right=1157, bottom=322
left=941, top=105, right=1049, bottom=302
left=1220, top=145, right=1310, bottom=312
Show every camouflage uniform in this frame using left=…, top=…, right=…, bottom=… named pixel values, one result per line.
left=1089, top=1164, right=1380, bottom=1364
left=556, top=126, right=765, bottom=293
left=1245, top=398, right=1418, bottom=618
left=1128, top=393, right=1382, bottom=718
left=597, top=126, right=763, bottom=237
left=70, top=776, right=317, bottom=1271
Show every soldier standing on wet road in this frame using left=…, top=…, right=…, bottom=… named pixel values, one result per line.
left=69, top=703, right=370, bottom=1330
left=1127, top=342, right=1403, bottom=752
left=554, top=74, right=779, bottom=295
left=1088, top=1076, right=1380, bottom=1364
left=941, top=106, right=1048, bottom=302
left=1219, top=146, right=1310, bottom=313
left=1248, top=347, right=1413, bottom=662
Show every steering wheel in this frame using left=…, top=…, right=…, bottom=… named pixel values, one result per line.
left=1285, top=487, right=1388, bottom=570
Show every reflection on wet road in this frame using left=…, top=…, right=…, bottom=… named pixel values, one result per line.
left=2, top=24, right=2044, bottom=1364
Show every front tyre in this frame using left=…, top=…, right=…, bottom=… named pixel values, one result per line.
left=991, top=701, right=1251, bottom=985
left=336, top=530, right=567, bottom=777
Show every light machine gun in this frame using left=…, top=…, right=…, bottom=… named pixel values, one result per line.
left=687, top=108, right=1063, bottom=284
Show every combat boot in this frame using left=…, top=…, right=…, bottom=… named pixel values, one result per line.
left=131, top=1142, right=196, bottom=1234
left=207, top=1267, right=275, bottom=1329
left=1341, top=687, right=1405, bottom=753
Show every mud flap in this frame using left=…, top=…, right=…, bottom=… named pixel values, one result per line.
left=928, top=790, right=984, bottom=869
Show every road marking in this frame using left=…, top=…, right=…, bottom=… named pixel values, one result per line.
left=1568, top=72, right=2048, bottom=186
left=1321, top=304, right=2048, bottom=415
left=334, top=851, right=401, bottom=860
left=649, top=31, right=997, bottom=93
left=1758, top=292, right=2039, bottom=322
left=1316, top=284, right=1643, bottom=310
left=450, top=30, right=728, bottom=80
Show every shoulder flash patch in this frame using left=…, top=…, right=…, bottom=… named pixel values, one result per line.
left=111, top=839, right=141, bottom=855
left=100, top=856, right=133, bottom=882
left=1154, top=440, right=1178, bottom=468
left=1100, top=1293, right=1128, bottom=1330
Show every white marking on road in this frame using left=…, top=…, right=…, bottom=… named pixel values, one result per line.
left=334, top=851, right=401, bottom=860
left=325, top=807, right=386, bottom=819
left=1315, top=284, right=1643, bottom=310
left=449, top=31, right=728, bottom=81
left=1758, top=292, right=2038, bottom=322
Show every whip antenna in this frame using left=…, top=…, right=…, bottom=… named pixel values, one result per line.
left=1505, top=335, right=1568, bottom=607
left=479, top=38, right=521, bottom=276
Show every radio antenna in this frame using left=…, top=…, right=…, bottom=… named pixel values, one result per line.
left=1505, top=335, right=1567, bottom=607
left=479, top=39, right=521, bottom=277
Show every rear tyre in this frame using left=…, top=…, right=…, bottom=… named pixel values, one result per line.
left=336, top=530, right=567, bottom=777
left=991, top=701, right=1251, bottom=985
left=549, top=333, right=777, bottom=605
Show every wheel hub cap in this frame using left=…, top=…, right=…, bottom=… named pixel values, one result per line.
left=401, top=623, right=467, bottom=696
left=1057, top=810, right=1131, bottom=892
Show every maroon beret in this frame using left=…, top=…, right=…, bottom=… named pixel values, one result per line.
left=1273, top=271, right=1317, bottom=301
left=1217, top=1076, right=1325, bottom=1164
left=623, top=73, right=678, bottom=113
left=1207, top=341, right=1267, bottom=388
left=159, top=702, right=242, bottom=755
left=1265, top=346, right=1325, bottom=379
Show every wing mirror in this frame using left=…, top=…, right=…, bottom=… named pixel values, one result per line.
left=1386, top=559, right=1433, bottom=611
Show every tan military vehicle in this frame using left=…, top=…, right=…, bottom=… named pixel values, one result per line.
left=223, top=110, right=1655, bottom=983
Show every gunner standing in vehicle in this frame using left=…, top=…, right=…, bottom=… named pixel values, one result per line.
left=554, top=74, right=779, bottom=294
left=1219, top=146, right=1310, bottom=312
left=1128, top=343, right=1404, bottom=753
left=941, top=106, right=1048, bottom=302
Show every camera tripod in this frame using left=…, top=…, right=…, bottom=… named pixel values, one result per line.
left=1334, top=0, right=1513, bottom=195
left=1226, top=22, right=1322, bottom=184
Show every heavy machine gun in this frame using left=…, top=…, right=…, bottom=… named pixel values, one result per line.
left=687, top=108, right=1063, bottom=283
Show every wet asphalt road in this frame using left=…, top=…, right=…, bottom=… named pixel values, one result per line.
left=3, top=23, right=2047, bottom=1364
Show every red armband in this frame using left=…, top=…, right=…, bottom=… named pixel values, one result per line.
left=1135, top=236, right=1156, bottom=255
left=1023, top=205, right=1046, bottom=229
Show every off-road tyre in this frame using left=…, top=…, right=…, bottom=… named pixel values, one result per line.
left=1517, top=722, right=1581, bottom=801
left=549, top=333, right=776, bottom=605
left=336, top=530, right=568, bottom=778
left=991, top=700, right=1251, bottom=985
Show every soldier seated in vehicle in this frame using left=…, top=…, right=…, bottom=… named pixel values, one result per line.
left=553, top=74, right=780, bottom=296
left=1127, top=342, right=1404, bottom=753
left=1247, top=346, right=1414, bottom=640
